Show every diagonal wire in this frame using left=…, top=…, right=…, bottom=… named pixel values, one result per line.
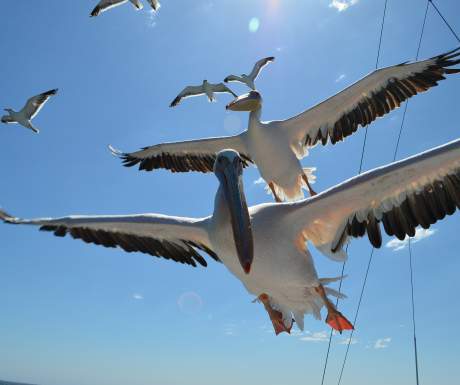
left=319, top=2, right=388, bottom=384
left=337, top=1, right=431, bottom=384
left=408, top=239, right=420, bottom=385
left=428, top=0, right=460, bottom=43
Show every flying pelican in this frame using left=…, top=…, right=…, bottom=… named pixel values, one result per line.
left=224, top=56, right=275, bottom=90
left=3, top=139, right=460, bottom=334
left=90, top=0, right=143, bottom=17
left=113, top=47, right=460, bottom=201
left=1, top=89, right=58, bottom=134
left=170, top=80, right=237, bottom=107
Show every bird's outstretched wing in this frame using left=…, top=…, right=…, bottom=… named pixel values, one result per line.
left=211, top=83, right=237, bottom=97
left=170, top=85, right=205, bottom=107
left=224, top=75, right=244, bottom=83
left=90, top=0, right=129, bottom=17
left=147, top=0, right=160, bottom=11
left=0, top=210, right=219, bottom=268
left=248, top=56, right=275, bottom=80
left=110, top=133, right=252, bottom=173
left=129, top=0, right=143, bottom=10
left=283, top=138, right=460, bottom=261
left=21, top=89, right=58, bottom=120
left=280, top=47, right=460, bottom=150
left=1, top=115, right=15, bottom=124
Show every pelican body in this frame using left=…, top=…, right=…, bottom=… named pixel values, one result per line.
left=114, top=47, right=460, bottom=201
left=3, top=141, right=460, bottom=334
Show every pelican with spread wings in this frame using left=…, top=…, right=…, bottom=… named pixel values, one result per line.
left=3, top=139, right=460, bottom=334
left=113, top=47, right=460, bottom=201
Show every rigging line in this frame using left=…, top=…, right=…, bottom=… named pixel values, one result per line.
left=408, top=239, right=420, bottom=385
left=428, top=0, right=460, bottom=43
left=319, top=2, right=388, bottom=384
left=337, top=249, right=374, bottom=385
left=337, top=1, right=430, bottom=384
left=393, top=0, right=430, bottom=162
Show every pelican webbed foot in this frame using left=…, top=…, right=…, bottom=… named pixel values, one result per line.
left=257, top=293, right=293, bottom=335
left=314, top=284, right=353, bottom=333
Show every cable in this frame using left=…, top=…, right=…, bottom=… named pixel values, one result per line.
left=428, top=0, right=460, bottom=43
left=336, top=1, right=431, bottom=384
left=319, top=2, right=388, bottom=384
left=408, top=239, right=420, bottom=385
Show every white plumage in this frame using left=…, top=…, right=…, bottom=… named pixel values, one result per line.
left=3, top=139, right=460, bottom=334
left=114, top=48, right=460, bottom=201
left=1, top=89, right=58, bottom=134
left=224, top=56, right=275, bottom=90
left=170, top=80, right=237, bottom=107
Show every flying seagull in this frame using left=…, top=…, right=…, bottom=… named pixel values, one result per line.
left=224, top=56, right=275, bottom=90
left=170, top=80, right=237, bottom=107
left=1, top=89, right=58, bottom=134
left=3, top=139, right=460, bottom=334
left=90, top=0, right=143, bottom=17
left=114, top=47, right=460, bottom=201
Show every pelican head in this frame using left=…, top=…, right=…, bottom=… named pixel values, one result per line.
left=226, top=90, right=262, bottom=112
left=214, top=149, right=254, bottom=274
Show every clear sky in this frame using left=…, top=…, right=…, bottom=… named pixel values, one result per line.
left=0, top=1, right=459, bottom=385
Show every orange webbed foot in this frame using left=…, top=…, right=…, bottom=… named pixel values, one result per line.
left=326, top=310, right=354, bottom=333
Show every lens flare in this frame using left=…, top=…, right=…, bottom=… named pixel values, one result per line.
left=248, top=17, right=260, bottom=33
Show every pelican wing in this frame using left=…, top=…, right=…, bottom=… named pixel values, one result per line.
left=111, top=133, right=253, bottom=173
left=90, top=0, right=129, bottom=16
left=0, top=211, right=218, bottom=268
left=281, top=48, right=460, bottom=149
left=22, top=89, right=58, bottom=120
left=147, top=0, right=160, bottom=11
left=284, top=138, right=460, bottom=261
left=210, top=83, right=237, bottom=97
left=248, top=56, right=275, bottom=80
left=170, top=85, right=205, bottom=107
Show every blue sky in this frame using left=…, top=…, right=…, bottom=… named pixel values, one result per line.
left=0, top=1, right=459, bottom=384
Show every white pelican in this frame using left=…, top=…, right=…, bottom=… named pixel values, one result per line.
left=90, top=0, right=143, bottom=17
left=224, top=56, right=275, bottom=90
left=170, top=80, right=237, bottom=107
left=1, top=89, right=58, bottom=134
left=113, top=47, right=460, bottom=201
left=3, top=140, right=460, bottom=334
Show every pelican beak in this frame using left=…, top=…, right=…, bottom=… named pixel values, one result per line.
left=226, top=91, right=262, bottom=112
left=220, top=155, right=254, bottom=274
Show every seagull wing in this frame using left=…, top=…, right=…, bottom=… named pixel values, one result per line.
left=0, top=211, right=219, bottom=268
left=224, top=75, right=245, bottom=84
left=282, top=138, right=460, bottom=261
left=21, top=89, right=58, bottom=120
left=279, top=47, right=460, bottom=151
left=110, top=133, right=252, bottom=173
left=248, top=56, right=275, bottom=81
left=146, top=0, right=161, bottom=11
left=129, top=0, right=143, bottom=10
left=211, top=83, right=237, bottom=97
left=90, top=0, right=129, bottom=17
left=170, top=85, right=205, bottom=107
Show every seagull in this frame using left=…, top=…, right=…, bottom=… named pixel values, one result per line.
left=224, top=56, right=275, bottom=90
left=3, top=140, right=460, bottom=334
left=1, top=89, right=58, bottom=134
left=170, top=80, right=237, bottom=107
left=114, top=47, right=460, bottom=201
left=90, top=0, right=143, bottom=17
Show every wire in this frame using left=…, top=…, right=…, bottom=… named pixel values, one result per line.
left=428, top=0, right=460, bottom=43
left=408, top=239, right=420, bottom=385
left=319, top=2, right=388, bottom=384
left=336, top=1, right=431, bottom=384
